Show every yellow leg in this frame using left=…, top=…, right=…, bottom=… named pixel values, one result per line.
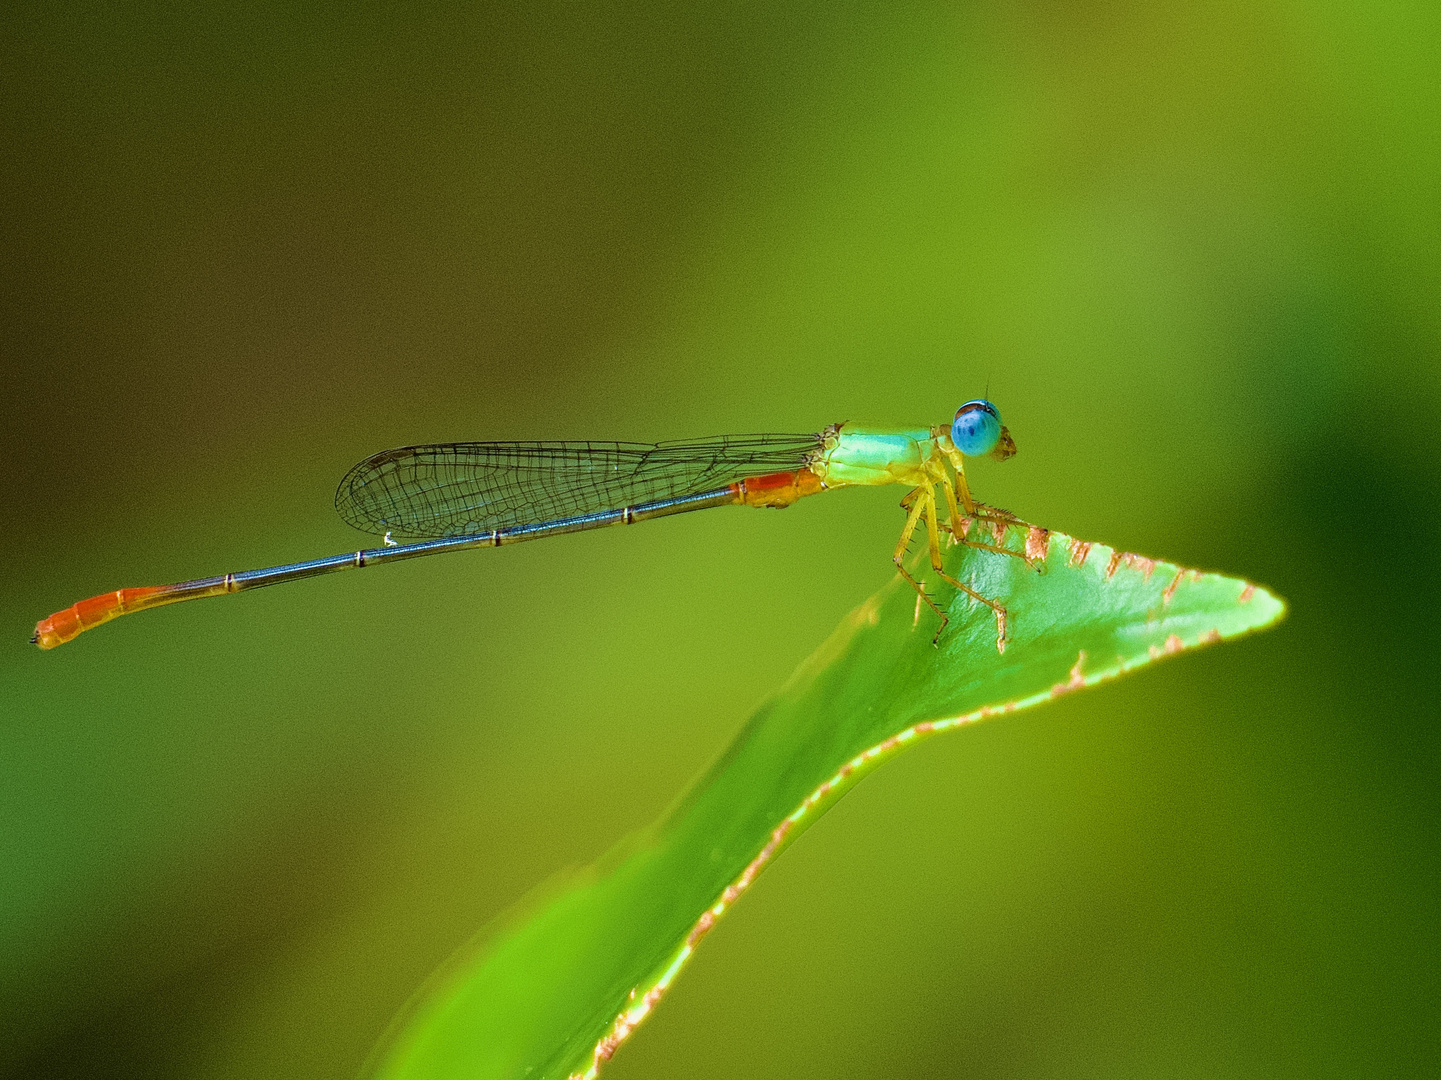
left=937, top=468, right=1041, bottom=572
left=939, top=466, right=1014, bottom=536
left=951, top=456, right=977, bottom=514
left=942, top=442, right=1021, bottom=529
left=924, top=485, right=1008, bottom=652
left=893, top=487, right=947, bottom=641
left=936, top=467, right=967, bottom=538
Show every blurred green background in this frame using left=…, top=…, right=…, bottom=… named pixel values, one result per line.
left=2, top=2, right=1437, bottom=1077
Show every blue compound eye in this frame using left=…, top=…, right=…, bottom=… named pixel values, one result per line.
left=951, top=400, right=1002, bottom=456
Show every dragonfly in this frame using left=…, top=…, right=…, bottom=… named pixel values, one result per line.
left=32, top=400, right=1032, bottom=652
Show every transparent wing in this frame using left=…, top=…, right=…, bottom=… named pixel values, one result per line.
left=334, top=434, right=824, bottom=539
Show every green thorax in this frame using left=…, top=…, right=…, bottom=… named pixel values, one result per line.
left=810, top=424, right=940, bottom=488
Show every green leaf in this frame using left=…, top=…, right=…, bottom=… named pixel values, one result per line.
left=366, top=522, right=1285, bottom=1080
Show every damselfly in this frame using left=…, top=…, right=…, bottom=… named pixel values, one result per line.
left=33, top=400, right=1031, bottom=651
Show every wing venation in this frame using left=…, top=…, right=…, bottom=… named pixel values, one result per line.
left=334, top=434, right=822, bottom=538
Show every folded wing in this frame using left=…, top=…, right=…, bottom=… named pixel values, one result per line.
left=334, top=435, right=823, bottom=539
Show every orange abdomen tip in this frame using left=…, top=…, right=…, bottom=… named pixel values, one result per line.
left=32, top=587, right=166, bottom=649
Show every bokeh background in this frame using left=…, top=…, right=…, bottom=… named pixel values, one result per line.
left=3, top=3, right=1438, bottom=1077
